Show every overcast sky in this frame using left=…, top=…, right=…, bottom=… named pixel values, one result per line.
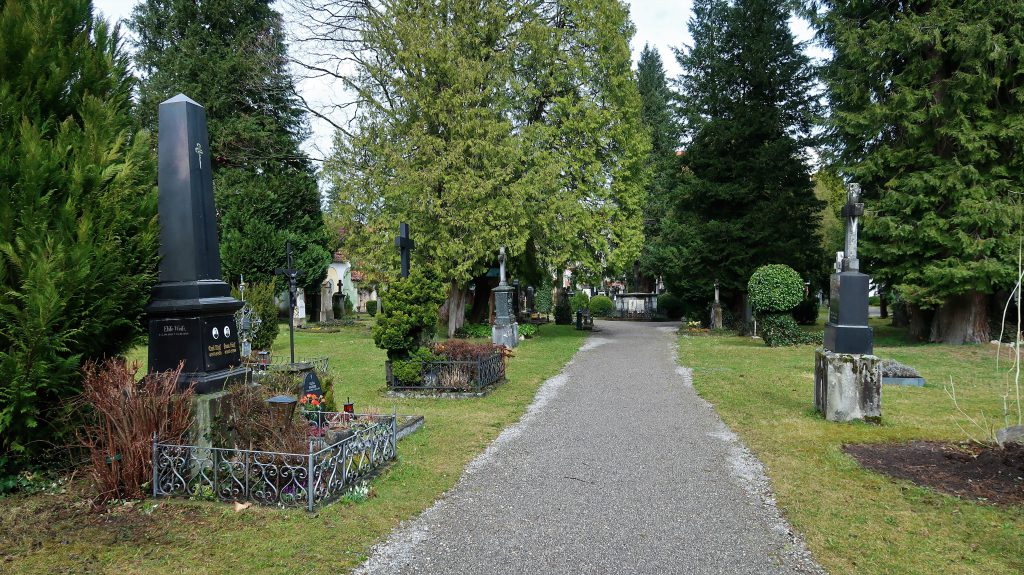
left=92, top=0, right=812, bottom=162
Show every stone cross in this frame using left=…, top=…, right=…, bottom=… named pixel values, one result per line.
left=274, top=240, right=302, bottom=363
left=394, top=222, right=414, bottom=278
left=841, top=183, right=864, bottom=272
left=498, top=247, right=507, bottom=286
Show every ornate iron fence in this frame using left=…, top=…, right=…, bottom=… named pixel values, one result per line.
left=386, top=353, right=506, bottom=392
left=152, top=413, right=395, bottom=511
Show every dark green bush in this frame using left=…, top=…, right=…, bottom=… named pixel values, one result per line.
left=390, top=348, right=442, bottom=386
left=373, top=271, right=445, bottom=360
left=554, top=295, right=573, bottom=325
left=590, top=295, right=615, bottom=317
left=235, top=280, right=279, bottom=351
left=456, top=323, right=491, bottom=339
left=366, top=300, right=378, bottom=317
left=759, top=314, right=818, bottom=347
left=792, top=297, right=820, bottom=325
left=535, top=280, right=553, bottom=314
left=658, top=293, right=685, bottom=320
left=748, top=264, right=804, bottom=313
left=570, top=292, right=590, bottom=313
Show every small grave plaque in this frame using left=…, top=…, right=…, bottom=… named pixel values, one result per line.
left=302, top=371, right=324, bottom=399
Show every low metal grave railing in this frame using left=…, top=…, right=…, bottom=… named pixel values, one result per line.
left=385, top=352, right=506, bottom=392
left=152, top=412, right=395, bottom=511
left=248, top=356, right=329, bottom=374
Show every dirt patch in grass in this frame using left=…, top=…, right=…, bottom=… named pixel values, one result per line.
left=845, top=441, right=1024, bottom=506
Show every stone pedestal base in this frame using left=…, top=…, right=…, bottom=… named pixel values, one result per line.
left=492, top=322, right=519, bottom=348
left=191, top=389, right=231, bottom=448
left=814, top=349, right=881, bottom=423
left=710, top=304, right=723, bottom=329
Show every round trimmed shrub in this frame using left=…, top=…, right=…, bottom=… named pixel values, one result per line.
left=590, top=295, right=615, bottom=317
left=748, top=264, right=804, bottom=313
left=366, top=300, right=378, bottom=316
left=657, top=293, right=684, bottom=320
left=570, top=292, right=590, bottom=313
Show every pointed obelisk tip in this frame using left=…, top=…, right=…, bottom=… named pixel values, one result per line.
left=161, top=93, right=202, bottom=107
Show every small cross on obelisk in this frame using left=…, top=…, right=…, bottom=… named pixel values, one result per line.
left=395, top=222, right=415, bottom=278
left=274, top=240, right=302, bottom=364
left=841, top=183, right=864, bottom=272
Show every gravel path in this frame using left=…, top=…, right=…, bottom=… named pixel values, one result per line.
left=355, top=321, right=824, bottom=575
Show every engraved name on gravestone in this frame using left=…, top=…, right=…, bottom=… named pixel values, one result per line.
left=146, top=94, right=246, bottom=393
left=302, top=371, right=324, bottom=399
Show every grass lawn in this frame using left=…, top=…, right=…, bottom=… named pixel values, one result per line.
left=680, top=318, right=1024, bottom=575
left=0, top=321, right=585, bottom=574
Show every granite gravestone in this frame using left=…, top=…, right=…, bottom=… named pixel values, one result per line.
left=824, top=183, right=873, bottom=354
left=815, top=182, right=880, bottom=423
left=146, top=94, right=247, bottom=393
left=302, top=371, right=324, bottom=399
left=492, top=247, right=519, bottom=348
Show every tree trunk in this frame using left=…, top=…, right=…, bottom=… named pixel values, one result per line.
left=906, top=304, right=932, bottom=342
left=469, top=275, right=492, bottom=324
left=444, top=281, right=468, bottom=338
left=879, top=292, right=888, bottom=319
left=930, top=291, right=990, bottom=344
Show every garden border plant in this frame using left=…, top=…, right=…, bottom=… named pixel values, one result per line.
left=748, top=264, right=818, bottom=347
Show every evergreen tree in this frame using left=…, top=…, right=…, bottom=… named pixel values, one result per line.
left=319, top=0, right=648, bottom=334
left=813, top=0, right=1024, bottom=343
left=514, top=0, right=650, bottom=288
left=129, top=0, right=332, bottom=298
left=636, top=44, right=678, bottom=291
left=663, top=0, right=823, bottom=316
left=0, top=0, right=158, bottom=469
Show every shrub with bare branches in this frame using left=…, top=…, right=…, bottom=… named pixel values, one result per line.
left=78, top=359, right=192, bottom=503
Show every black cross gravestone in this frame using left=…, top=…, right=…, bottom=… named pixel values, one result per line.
left=824, top=183, right=873, bottom=354
left=275, top=240, right=302, bottom=364
left=394, top=222, right=414, bottom=278
left=146, top=94, right=247, bottom=393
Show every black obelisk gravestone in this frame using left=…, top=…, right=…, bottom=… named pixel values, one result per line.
left=146, top=94, right=247, bottom=393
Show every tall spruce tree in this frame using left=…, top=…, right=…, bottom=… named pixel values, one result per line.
left=813, top=0, right=1024, bottom=343
left=129, top=0, right=332, bottom=298
left=0, top=0, right=158, bottom=469
left=636, top=44, right=678, bottom=291
left=663, top=0, right=823, bottom=317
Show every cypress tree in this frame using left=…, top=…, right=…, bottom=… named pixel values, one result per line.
left=129, top=0, right=332, bottom=298
left=0, top=0, right=159, bottom=469
left=664, top=0, right=823, bottom=317
left=814, top=0, right=1024, bottom=343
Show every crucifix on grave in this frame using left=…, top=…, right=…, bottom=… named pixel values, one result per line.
left=274, top=240, right=302, bottom=364
left=817, top=182, right=879, bottom=424
left=395, top=222, right=414, bottom=278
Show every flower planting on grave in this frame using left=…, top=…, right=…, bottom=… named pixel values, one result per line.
left=387, top=341, right=508, bottom=392
left=153, top=377, right=396, bottom=511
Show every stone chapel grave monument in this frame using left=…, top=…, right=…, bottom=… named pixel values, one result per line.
left=814, top=183, right=881, bottom=422
left=146, top=94, right=247, bottom=393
